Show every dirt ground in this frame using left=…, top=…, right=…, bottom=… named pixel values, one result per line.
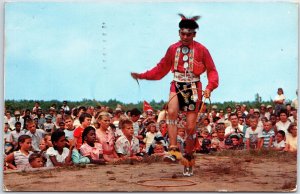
left=3, top=150, right=297, bottom=192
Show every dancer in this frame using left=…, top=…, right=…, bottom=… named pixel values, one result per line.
left=131, top=14, right=219, bottom=176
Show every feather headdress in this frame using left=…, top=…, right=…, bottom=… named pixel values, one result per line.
left=178, top=13, right=201, bottom=30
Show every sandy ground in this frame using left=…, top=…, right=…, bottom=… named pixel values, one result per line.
left=3, top=151, right=297, bottom=192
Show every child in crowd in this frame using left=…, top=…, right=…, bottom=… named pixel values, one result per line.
left=39, top=139, right=48, bottom=163
left=224, top=138, right=233, bottom=150
left=210, top=138, right=220, bottom=152
left=5, top=135, right=33, bottom=169
left=177, top=126, right=185, bottom=154
left=29, top=153, right=45, bottom=168
left=115, top=119, right=143, bottom=161
left=44, top=134, right=53, bottom=148
left=4, top=123, right=13, bottom=154
left=73, top=113, right=92, bottom=150
left=46, top=130, right=73, bottom=167
left=230, top=135, right=244, bottom=150
left=80, top=126, right=106, bottom=164
left=64, top=115, right=75, bottom=146
left=195, top=135, right=204, bottom=153
left=258, top=121, right=275, bottom=149
left=152, top=142, right=167, bottom=156
left=272, top=130, right=285, bottom=151
left=245, top=116, right=262, bottom=150
left=96, top=112, right=121, bottom=163
left=43, top=114, right=56, bottom=133
left=147, top=133, right=168, bottom=155
left=199, top=139, right=211, bottom=154
left=143, top=121, right=157, bottom=153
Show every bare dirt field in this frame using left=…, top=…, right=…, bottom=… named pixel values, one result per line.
left=3, top=150, right=297, bottom=192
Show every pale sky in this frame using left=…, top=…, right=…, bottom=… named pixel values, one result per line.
left=4, top=1, right=298, bottom=103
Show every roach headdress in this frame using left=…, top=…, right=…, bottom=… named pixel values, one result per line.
left=178, top=13, right=201, bottom=30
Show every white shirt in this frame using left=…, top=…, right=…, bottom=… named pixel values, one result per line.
left=25, top=129, right=46, bottom=152
left=274, top=94, right=285, bottom=104
left=276, top=121, right=291, bottom=134
left=225, top=125, right=243, bottom=136
left=273, top=140, right=285, bottom=149
left=46, top=147, right=70, bottom=167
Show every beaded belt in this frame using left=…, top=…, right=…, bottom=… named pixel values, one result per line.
left=173, top=72, right=200, bottom=83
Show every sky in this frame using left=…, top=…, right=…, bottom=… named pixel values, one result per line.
left=4, top=1, right=298, bottom=104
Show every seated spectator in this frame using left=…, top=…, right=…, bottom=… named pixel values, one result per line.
left=96, top=112, right=120, bottom=163
left=198, top=139, right=211, bottom=154
left=5, top=135, right=33, bottom=170
left=147, top=133, right=168, bottom=156
left=275, top=110, right=291, bottom=134
left=73, top=113, right=92, bottom=150
left=195, top=135, right=204, bottom=153
left=284, top=123, right=297, bottom=152
left=272, top=130, right=285, bottom=151
left=64, top=115, right=75, bottom=147
left=224, top=138, right=233, bottom=150
left=45, top=130, right=73, bottom=167
left=143, top=121, right=157, bottom=153
left=29, top=153, right=45, bottom=168
left=25, top=119, right=46, bottom=152
left=230, top=135, right=244, bottom=150
left=258, top=121, right=275, bottom=149
left=210, top=138, right=220, bottom=152
left=245, top=116, right=262, bottom=150
left=177, top=125, right=185, bottom=154
left=115, top=119, right=142, bottom=161
left=43, top=114, right=56, bottom=133
left=80, top=126, right=106, bottom=164
left=224, top=113, right=243, bottom=139
left=11, top=122, right=24, bottom=151
left=4, top=123, right=13, bottom=154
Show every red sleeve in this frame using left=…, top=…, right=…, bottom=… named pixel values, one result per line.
left=73, top=127, right=81, bottom=138
left=203, top=48, right=219, bottom=92
left=138, top=47, right=173, bottom=80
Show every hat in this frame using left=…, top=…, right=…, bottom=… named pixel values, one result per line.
left=217, top=118, right=225, bottom=124
left=202, top=138, right=211, bottom=145
left=49, top=107, right=56, bottom=111
left=212, top=105, right=218, bottom=110
left=242, top=104, right=247, bottom=107
left=140, top=115, right=145, bottom=119
left=14, top=110, right=20, bottom=115
left=32, top=115, right=38, bottom=120
left=254, top=109, right=260, bottom=113
left=267, top=105, right=272, bottom=109
left=115, top=107, right=122, bottom=111
left=45, top=114, right=52, bottom=120
left=260, top=104, right=266, bottom=107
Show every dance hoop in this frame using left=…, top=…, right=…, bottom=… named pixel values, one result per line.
left=136, top=178, right=197, bottom=187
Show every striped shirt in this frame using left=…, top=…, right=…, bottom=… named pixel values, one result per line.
left=261, top=130, right=275, bottom=148
left=13, top=150, right=33, bottom=169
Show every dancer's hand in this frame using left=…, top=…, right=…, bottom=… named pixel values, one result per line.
left=204, top=89, right=211, bottom=98
left=131, top=72, right=140, bottom=80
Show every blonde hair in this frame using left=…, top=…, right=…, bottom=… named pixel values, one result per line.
left=97, top=111, right=110, bottom=121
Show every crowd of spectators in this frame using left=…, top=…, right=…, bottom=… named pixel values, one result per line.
left=3, top=88, right=298, bottom=170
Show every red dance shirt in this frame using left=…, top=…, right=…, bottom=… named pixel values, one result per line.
left=137, top=41, right=219, bottom=92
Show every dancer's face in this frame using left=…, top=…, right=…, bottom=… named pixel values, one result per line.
left=179, top=29, right=195, bottom=46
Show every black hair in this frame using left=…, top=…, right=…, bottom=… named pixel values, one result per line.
left=277, top=130, right=286, bottom=138
left=82, top=126, right=96, bottom=144
left=51, top=130, right=65, bottom=150
left=179, top=19, right=199, bottom=30
left=78, top=106, right=87, bottom=112
left=279, top=109, right=288, bottom=116
left=79, top=113, right=92, bottom=124
left=131, top=108, right=142, bottom=116
left=15, top=121, right=21, bottom=127
left=17, top=135, right=31, bottom=150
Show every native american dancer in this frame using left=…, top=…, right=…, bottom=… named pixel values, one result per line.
left=131, top=14, right=219, bottom=176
